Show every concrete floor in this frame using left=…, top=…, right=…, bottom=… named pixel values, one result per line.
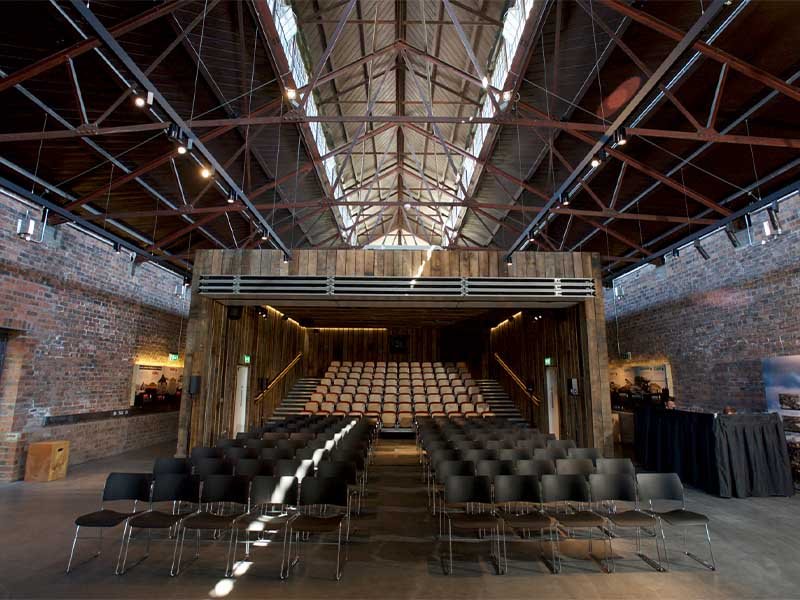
left=1, top=439, right=799, bottom=599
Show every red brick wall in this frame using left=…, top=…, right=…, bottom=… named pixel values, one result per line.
left=605, top=192, right=800, bottom=483
left=0, top=191, right=188, bottom=480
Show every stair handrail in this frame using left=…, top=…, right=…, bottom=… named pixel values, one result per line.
left=255, top=352, right=303, bottom=400
left=493, top=353, right=541, bottom=406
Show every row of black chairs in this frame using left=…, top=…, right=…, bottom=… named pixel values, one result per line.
left=67, top=416, right=374, bottom=581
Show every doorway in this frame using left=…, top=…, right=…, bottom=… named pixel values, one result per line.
left=234, top=365, right=249, bottom=435
left=545, top=366, right=560, bottom=438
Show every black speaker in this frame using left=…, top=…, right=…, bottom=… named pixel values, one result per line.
left=227, top=306, right=243, bottom=320
left=189, top=375, right=202, bottom=395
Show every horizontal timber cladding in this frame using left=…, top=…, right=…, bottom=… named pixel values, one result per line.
left=194, top=249, right=592, bottom=279
left=196, top=275, right=596, bottom=300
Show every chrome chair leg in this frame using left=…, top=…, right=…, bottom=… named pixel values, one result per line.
left=66, top=526, right=80, bottom=574
left=114, top=522, right=129, bottom=575
left=335, top=522, right=343, bottom=581
left=684, top=524, right=716, bottom=571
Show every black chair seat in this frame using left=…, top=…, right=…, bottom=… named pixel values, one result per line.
left=182, top=511, right=245, bottom=530
left=554, top=511, right=605, bottom=528
left=128, top=510, right=186, bottom=529
left=75, top=509, right=133, bottom=528
left=498, top=510, right=554, bottom=531
left=234, top=513, right=293, bottom=532
left=658, top=509, right=709, bottom=526
left=290, top=514, right=345, bottom=533
left=448, top=513, right=499, bottom=530
left=607, top=510, right=656, bottom=528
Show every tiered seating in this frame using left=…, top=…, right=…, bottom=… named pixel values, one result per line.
left=67, top=415, right=377, bottom=581
left=304, top=361, right=492, bottom=428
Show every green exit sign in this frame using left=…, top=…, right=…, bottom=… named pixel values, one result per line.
left=544, top=357, right=553, bottom=366
left=243, top=354, right=251, bottom=364
left=168, top=353, right=179, bottom=361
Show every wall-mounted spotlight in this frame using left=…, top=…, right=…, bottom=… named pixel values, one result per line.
left=282, top=253, right=289, bottom=264
left=693, top=239, right=710, bottom=260
left=167, top=123, right=192, bottom=155
left=15, top=209, right=48, bottom=243
left=506, top=254, right=513, bottom=266
left=724, top=223, right=742, bottom=248
left=260, top=229, right=269, bottom=241
left=113, top=242, right=121, bottom=254
left=672, top=248, right=680, bottom=258
left=613, top=128, right=628, bottom=146
left=767, top=206, right=782, bottom=235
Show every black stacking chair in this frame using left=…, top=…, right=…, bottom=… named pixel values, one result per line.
left=432, top=460, right=476, bottom=518
left=476, top=460, right=515, bottom=479
left=173, top=475, right=251, bottom=576
left=589, top=474, right=665, bottom=572
left=555, top=458, right=596, bottom=477
left=231, top=476, right=299, bottom=578
left=441, top=475, right=502, bottom=575
left=261, top=447, right=295, bottom=461
left=493, top=475, right=556, bottom=573
left=426, top=449, right=460, bottom=508
left=637, top=473, right=715, bottom=571
left=244, top=439, right=270, bottom=451
left=66, top=472, right=152, bottom=573
left=318, top=461, right=360, bottom=517
left=285, top=477, right=350, bottom=581
left=463, top=449, right=497, bottom=463
left=193, top=458, right=233, bottom=478
left=277, top=439, right=308, bottom=452
left=541, top=474, right=613, bottom=573
left=235, top=458, right=273, bottom=478
left=153, top=458, right=190, bottom=475
left=547, top=439, right=577, bottom=451
left=497, top=448, right=531, bottom=461
left=262, top=432, right=290, bottom=441
left=596, top=458, right=635, bottom=476
left=117, top=474, right=200, bottom=575
left=515, top=459, right=556, bottom=478
left=568, top=448, right=601, bottom=463
left=190, top=447, right=223, bottom=462
left=224, top=447, right=259, bottom=463
left=534, top=447, right=567, bottom=461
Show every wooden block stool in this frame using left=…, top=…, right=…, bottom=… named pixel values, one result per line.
left=24, top=440, right=70, bottom=482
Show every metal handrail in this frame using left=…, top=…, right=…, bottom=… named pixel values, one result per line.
left=255, top=352, right=303, bottom=401
left=493, top=352, right=541, bottom=406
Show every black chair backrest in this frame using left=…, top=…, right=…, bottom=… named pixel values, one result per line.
left=262, top=432, right=290, bottom=441
left=216, top=438, right=243, bottom=449
left=436, top=460, right=476, bottom=479
left=567, top=447, right=601, bottom=462
left=498, top=448, right=531, bottom=461
left=430, top=449, right=460, bottom=468
left=251, top=475, right=298, bottom=506
left=541, top=474, right=591, bottom=503
left=199, top=474, right=250, bottom=505
left=596, top=458, right=635, bottom=476
left=190, top=447, right=223, bottom=461
left=317, top=460, right=357, bottom=485
left=277, top=439, right=307, bottom=450
left=463, top=449, right=497, bottom=463
left=589, top=473, right=637, bottom=503
left=547, top=439, right=577, bottom=450
left=194, top=458, right=232, bottom=478
left=235, top=458, right=272, bottom=478
left=102, top=472, right=153, bottom=502
left=296, top=447, right=327, bottom=461
left=299, top=476, right=348, bottom=507
left=534, top=447, right=567, bottom=461
left=224, top=447, right=258, bottom=462
left=476, top=460, right=515, bottom=478
left=636, top=473, right=684, bottom=504
left=515, top=459, right=556, bottom=477
left=444, top=475, right=492, bottom=504
left=153, top=458, right=190, bottom=475
left=275, top=459, right=313, bottom=480
left=493, top=474, right=542, bottom=505
left=556, top=458, right=596, bottom=477
left=151, top=474, right=200, bottom=503
left=261, top=447, right=294, bottom=461
left=244, top=439, right=269, bottom=450
left=289, top=432, right=316, bottom=441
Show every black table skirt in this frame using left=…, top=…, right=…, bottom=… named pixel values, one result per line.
left=634, top=408, right=794, bottom=498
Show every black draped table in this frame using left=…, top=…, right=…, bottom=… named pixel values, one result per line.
left=634, top=408, right=794, bottom=498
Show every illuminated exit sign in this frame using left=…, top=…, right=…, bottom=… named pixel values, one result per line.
left=243, top=354, right=251, bottom=364
left=544, top=357, right=553, bottom=366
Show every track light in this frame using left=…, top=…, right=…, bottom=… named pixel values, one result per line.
left=724, top=223, right=741, bottom=248
left=403, top=202, right=410, bottom=209
left=694, top=239, right=710, bottom=260
left=226, top=189, right=236, bottom=204
left=481, top=76, right=489, bottom=89
left=502, top=90, right=512, bottom=102
left=286, top=88, right=297, bottom=100
left=113, top=242, right=121, bottom=254
left=282, top=253, right=289, bottom=264
left=134, top=95, right=146, bottom=108
left=506, top=254, right=513, bottom=266
left=200, top=166, right=213, bottom=179
left=614, top=128, right=628, bottom=146
left=260, top=229, right=269, bottom=241
left=133, top=90, right=153, bottom=108
left=590, top=156, right=602, bottom=168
